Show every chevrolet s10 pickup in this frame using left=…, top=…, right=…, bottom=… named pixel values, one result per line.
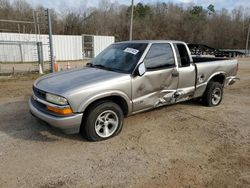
left=29, top=40, right=239, bottom=141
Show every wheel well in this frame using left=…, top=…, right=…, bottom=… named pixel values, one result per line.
left=84, top=96, right=129, bottom=117
left=209, top=74, right=225, bottom=85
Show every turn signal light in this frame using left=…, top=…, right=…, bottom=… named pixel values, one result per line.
left=47, top=106, right=73, bottom=115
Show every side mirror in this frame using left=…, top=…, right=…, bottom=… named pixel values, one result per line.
left=138, top=62, right=146, bottom=76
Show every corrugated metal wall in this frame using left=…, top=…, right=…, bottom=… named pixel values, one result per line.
left=0, top=33, right=39, bottom=62
left=93, top=35, right=115, bottom=57
left=0, top=33, right=114, bottom=62
left=53, top=35, right=82, bottom=61
left=0, top=42, right=37, bottom=62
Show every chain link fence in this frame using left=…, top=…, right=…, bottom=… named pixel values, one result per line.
left=0, top=40, right=44, bottom=74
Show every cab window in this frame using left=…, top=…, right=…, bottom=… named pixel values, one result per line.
left=174, top=43, right=191, bottom=67
left=144, top=43, right=175, bottom=70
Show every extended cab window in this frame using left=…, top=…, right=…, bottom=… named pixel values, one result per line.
left=144, top=43, right=175, bottom=70
left=174, top=43, right=191, bottom=67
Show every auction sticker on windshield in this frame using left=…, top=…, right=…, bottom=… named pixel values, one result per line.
left=124, top=48, right=139, bottom=55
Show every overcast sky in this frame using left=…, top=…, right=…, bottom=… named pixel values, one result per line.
left=26, top=0, right=250, bottom=12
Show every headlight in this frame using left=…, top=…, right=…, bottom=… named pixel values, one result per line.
left=46, top=93, right=68, bottom=105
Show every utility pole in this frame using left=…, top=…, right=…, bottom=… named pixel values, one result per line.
left=246, top=18, right=250, bottom=56
left=46, top=9, right=54, bottom=72
left=129, top=0, right=134, bottom=41
left=33, top=11, right=37, bottom=37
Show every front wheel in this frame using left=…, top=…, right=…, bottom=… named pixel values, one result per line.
left=202, top=82, right=223, bottom=107
left=81, top=101, right=124, bottom=141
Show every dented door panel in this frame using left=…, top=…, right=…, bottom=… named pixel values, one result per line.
left=132, top=68, right=178, bottom=112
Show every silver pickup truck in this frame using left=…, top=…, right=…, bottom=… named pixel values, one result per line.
left=29, top=40, right=239, bottom=141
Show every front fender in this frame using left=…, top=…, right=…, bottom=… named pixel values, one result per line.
left=77, top=90, right=132, bottom=114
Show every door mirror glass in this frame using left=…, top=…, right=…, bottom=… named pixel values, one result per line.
left=138, top=62, right=146, bottom=76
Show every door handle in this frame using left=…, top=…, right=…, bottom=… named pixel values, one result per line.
left=172, top=71, right=179, bottom=77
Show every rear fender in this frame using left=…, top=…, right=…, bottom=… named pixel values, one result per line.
left=194, top=71, right=226, bottom=98
left=206, top=71, right=226, bottom=85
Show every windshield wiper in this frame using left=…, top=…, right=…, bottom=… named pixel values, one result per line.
left=87, top=63, right=109, bottom=70
left=92, top=64, right=114, bottom=71
left=87, top=63, right=126, bottom=73
left=86, top=62, right=93, bottom=67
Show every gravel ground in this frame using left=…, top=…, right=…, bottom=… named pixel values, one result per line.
left=0, top=59, right=249, bottom=188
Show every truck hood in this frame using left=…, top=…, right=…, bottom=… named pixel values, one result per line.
left=34, top=67, right=130, bottom=95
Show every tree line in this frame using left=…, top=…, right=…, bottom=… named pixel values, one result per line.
left=0, top=0, right=249, bottom=49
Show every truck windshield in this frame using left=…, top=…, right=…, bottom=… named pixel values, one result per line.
left=90, top=43, right=148, bottom=73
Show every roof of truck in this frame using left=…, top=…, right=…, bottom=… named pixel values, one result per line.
left=116, top=40, right=185, bottom=44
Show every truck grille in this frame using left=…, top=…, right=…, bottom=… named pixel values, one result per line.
left=31, top=97, right=48, bottom=113
left=33, top=86, right=46, bottom=100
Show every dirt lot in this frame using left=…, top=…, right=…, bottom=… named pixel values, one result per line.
left=0, top=59, right=250, bottom=188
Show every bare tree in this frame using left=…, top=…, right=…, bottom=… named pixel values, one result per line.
left=0, top=0, right=248, bottom=49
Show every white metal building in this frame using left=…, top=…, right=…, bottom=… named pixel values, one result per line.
left=0, top=33, right=115, bottom=62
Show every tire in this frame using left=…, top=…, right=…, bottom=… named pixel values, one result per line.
left=81, top=100, right=124, bottom=141
left=202, top=82, right=223, bottom=107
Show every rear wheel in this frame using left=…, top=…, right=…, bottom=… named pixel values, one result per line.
left=81, top=101, right=124, bottom=141
left=202, top=82, right=223, bottom=107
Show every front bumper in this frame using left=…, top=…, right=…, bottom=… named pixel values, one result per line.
left=29, top=97, right=83, bottom=134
